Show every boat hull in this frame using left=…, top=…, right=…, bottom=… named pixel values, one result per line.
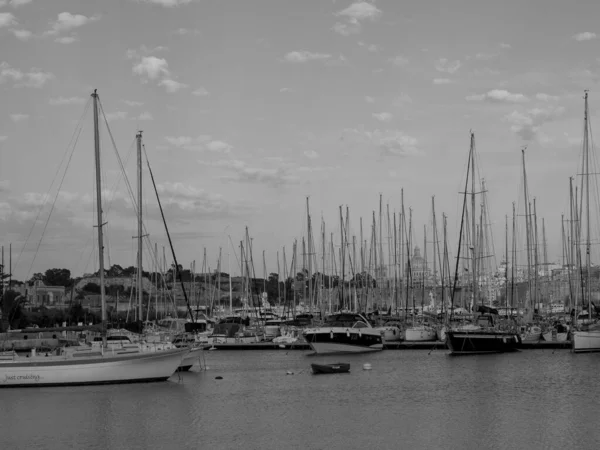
left=303, top=328, right=383, bottom=354
left=178, top=347, right=203, bottom=371
left=0, top=348, right=188, bottom=388
left=446, top=330, right=521, bottom=355
left=405, top=326, right=437, bottom=342
left=311, top=363, right=350, bottom=374
left=572, top=330, right=600, bottom=353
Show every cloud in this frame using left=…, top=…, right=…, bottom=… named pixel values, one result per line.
left=136, top=112, right=153, bottom=120
left=505, top=106, right=565, bottom=141
left=392, top=93, right=412, bottom=106
left=165, top=135, right=231, bottom=152
left=364, top=96, right=375, bottom=103
left=205, top=159, right=299, bottom=187
left=0, top=12, right=17, bottom=28
left=303, top=150, right=319, bottom=159
left=10, top=113, right=29, bottom=122
left=135, top=0, right=196, bottom=6
left=123, top=100, right=143, bottom=106
left=55, top=36, right=77, bottom=44
left=12, top=29, right=32, bottom=40
left=336, top=2, right=382, bottom=21
left=15, top=69, right=53, bottom=88
left=192, top=86, right=209, bottom=96
left=435, top=58, right=461, bottom=74
left=105, top=111, right=128, bottom=121
left=500, top=42, right=511, bottom=49
left=205, top=140, right=232, bottom=153
left=279, top=87, right=293, bottom=93
left=536, top=93, right=559, bottom=102
left=344, top=128, right=421, bottom=157
left=466, top=89, right=528, bottom=103
left=49, top=96, right=85, bottom=106
left=132, top=56, right=169, bottom=80
left=46, top=12, right=100, bottom=36
left=358, top=41, right=379, bottom=52
left=283, top=51, right=331, bottom=63
left=158, top=78, right=188, bottom=93
left=0, top=135, right=7, bottom=142
left=433, top=78, right=452, bottom=85
left=372, top=112, right=393, bottom=123
left=9, top=0, right=33, bottom=6
left=324, top=54, right=348, bottom=67
left=474, top=52, right=495, bottom=60
left=165, top=136, right=192, bottom=147
left=573, top=32, right=596, bottom=42
left=332, top=21, right=361, bottom=36
left=388, top=55, right=409, bottom=67
left=172, top=27, right=201, bottom=35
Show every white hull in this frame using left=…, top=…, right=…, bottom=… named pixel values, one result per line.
left=405, top=326, right=437, bottom=342
left=542, top=331, right=568, bottom=342
left=309, top=341, right=383, bottom=354
left=572, top=330, right=600, bottom=353
left=0, top=347, right=188, bottom=387
left=377, top=326, right=403, bottom=342
left=179, top=347, right=203, bottom=370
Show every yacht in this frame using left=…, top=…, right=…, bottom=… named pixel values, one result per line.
left=303, top=313, right=383, bottom=354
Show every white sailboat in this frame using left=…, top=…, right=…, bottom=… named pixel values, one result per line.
left=571, top=91, right=600, bottom=353
left=0, top=90, right=187, bottom=387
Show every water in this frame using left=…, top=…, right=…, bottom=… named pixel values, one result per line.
left=1, top=348, right=598, bottom=450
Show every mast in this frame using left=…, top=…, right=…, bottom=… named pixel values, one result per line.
left=92, top=90, right=107, bottom=341
left=136, top=131, right=143, bottom=323
left=533, top=198, right=539, bottom=312
left=470, top=132, right=478, bottom=308
left=511, top=202, right=516, bottom=311
left=522, top=148, right=532, bottom=320
left=584, top=91, right=592, bottom=319
left=306, top=197, right=313, bottom=314
left=505, top=214, right=509, bottom=312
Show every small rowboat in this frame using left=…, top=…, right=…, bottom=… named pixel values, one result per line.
left=310, top=363, right=350, bottom=374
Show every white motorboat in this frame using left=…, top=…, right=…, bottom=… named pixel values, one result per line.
left=303, top=313, right=383, bottom=354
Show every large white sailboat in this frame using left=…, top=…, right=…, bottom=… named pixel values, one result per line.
left=571, top=92, right=600, bottom=353
left=0, top=90, right=188, bottom=387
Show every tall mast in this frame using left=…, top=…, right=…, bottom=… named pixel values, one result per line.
left=136, top=131, right=143, bottom=323
left=522, top=148, right=532, bottom=319
left=511, top=202, right=516, bottom=310
left=533, top=198, right=539, bottom=312
left=92, top=90, right=107, bottom=339
left=584, top=91, right=592, bottom=319
left=306, top=197, right=313, bottom=314
left=470, top=132, right=478, bottom=308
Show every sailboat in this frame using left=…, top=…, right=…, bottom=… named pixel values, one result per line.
left=0, top=90, right=187, bottom=387
left=571, top=91, right=600, bottom=353
left=445, top=132, right=521, bottom=355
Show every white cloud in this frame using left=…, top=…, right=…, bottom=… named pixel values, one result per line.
left=283, top=51, right=331, bottom=63
left=280, top=87, right=293, bottom=93
left=192, top=86, right=209, bottom=96
left=10, top=113, right=29, bottom=122
left=500, top=42, right=511, bottom=49
left=435, top=58, right=461, bottom=74
left=505, top=106, right=565, bottom=141
left=433, top=78, right=452, bottom=85
left=172, top=27, right=201, bottom=35
left=158, top=78, right=188, bottom=93
left=47, top=12, right=100, bottom=35
left=536, top=93, right=559, bottom=102
left=324, top=54, right=348, bottom=67
left=0, top=63, right=54, bottom=88
left=372, top=112, right=393, bottom=123
left=336, top=2, right=382, bottom=21
left=0, top=135, right=8, bottom=142
left=135, top=0, right=195, bottom=7
left=165, top=136, right=192, bottom=147
left=345, top=128, right=421, bottom=157
left=358, top=41, right=379, bottom=52
left=137, top=112, right=153, bottom=121
left=364, top=96, right=375, bottom=103
left=206, top=159, right=299, bottom=186
left=474, top=52, right=495, bottom=60
left=9, top=0, right=33, bottom=6
left=49, top=96, right=85, bottom=106
left=105, top=111, right=128, bottom=121
left=388, top=55, right=409, bottom=67
left=55, top=36, right=77, bottom=44
left=466, top=89, right=528, bottom=103
left=332, top=20, right=361, bottom=36
left=392, top=93, right=413, bottom=106
left=132, top=56, right=170, bottom=80
left=205, top=140, right=232, bottom=153
left=573, top=32, right=596, bottom=42
left=12, top=29, right=32, bottom=40
left=303, top=150, right=319, bottom=159
left=0, top=12, right=17, bottom=28
left=124, top=100, right=143, bottom=106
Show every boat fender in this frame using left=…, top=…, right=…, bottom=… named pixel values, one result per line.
left=514, top=335, right=518, bottom=342
left=330, top=330, right=334, bottom=339
left=346, top=329, right=350, bottom=338
left=503, top=337, right=507, bottom=344
left=358, top=329, right=362, bottom=337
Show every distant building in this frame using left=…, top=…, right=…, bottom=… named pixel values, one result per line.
left=21, top=280, right=66, bottom=306
left=410, top=246, right=429, bottom=281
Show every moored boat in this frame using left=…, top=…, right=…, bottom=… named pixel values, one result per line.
left=311, top=362, right=350, bottom=374
left=303, top=313, right=383, bottom=354
left=446, top=314, right=520, bottom=355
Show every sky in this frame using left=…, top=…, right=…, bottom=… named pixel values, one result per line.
left=2, top=0, right=600, bottom=282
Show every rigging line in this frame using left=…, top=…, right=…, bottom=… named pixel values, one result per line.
left=14, top=98, right=91, bottom=274
left=25, top=117, right=86, bottom=281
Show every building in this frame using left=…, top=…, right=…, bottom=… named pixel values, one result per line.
left=409, top=246, right=429, bottom=281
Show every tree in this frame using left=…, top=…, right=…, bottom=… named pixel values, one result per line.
left=0, top=290, right=24, bottom=331
left=43, top=268, right=72, bottom=287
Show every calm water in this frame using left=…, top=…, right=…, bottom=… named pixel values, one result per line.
left=1, top=348, right=598, bottom=450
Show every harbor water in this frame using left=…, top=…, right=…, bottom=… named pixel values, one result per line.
left=1, top=349, right=598, bottom=450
